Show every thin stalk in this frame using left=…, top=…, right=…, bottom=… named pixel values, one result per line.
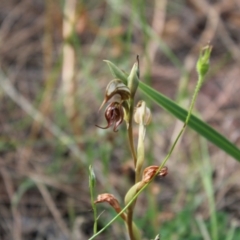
left=126, top=55, right=140, bottom=239
left=185, top=75, right=203, bottom=124
left=127, top=98, right=137, bottom=240
left=127, top=209, right=135, bottom=240
left=90, top=187, right=97, bottom=234
left=135, top=166, right=142, bottom=184
left=89, top=166, right=97, bottom=234
left=128, top=99, right=137, bottom=167
left=135, top=123, right=145, bottom=183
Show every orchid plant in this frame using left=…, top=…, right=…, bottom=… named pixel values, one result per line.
left=89, top=45, right=212, bottom=240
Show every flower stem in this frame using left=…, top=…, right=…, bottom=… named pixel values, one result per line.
left=127, top=97, right=138, bottom=240
left=127, top=208, right=135, bottom=240
left=128, top=98, right=137, bottom=167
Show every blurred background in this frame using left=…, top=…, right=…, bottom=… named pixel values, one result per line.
left=0, top=0, right=240, bottom=239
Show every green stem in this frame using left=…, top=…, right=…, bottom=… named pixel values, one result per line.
left=135, top=123, right=145, bottom=183
left=185, top=75, right=203, bottom=124
left=90, top=187, right=97, bottom=234
left=89, top=166, right=97, bottom=234
left=135, top=167, right=141, bottom=183
left=128, top=98, right=137, bottom=167
left=127, top=98, right=137, bottom=240
left=127, top=209, right=135, bottom=240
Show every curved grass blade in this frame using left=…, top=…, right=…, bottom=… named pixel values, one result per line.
left=105, top=60, right=240, bottom=161
left=139, top=81, right=240, bottom=161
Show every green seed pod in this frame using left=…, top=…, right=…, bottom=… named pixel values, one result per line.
left=124, top=182, right=144, bottom=206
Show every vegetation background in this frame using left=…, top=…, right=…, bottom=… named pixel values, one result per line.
left=0, top=0, right=240, bottom=239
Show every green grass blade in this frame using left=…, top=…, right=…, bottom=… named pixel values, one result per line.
left=139, top=81, right=240, bottom=161
left=105, top=60, right=240, bottom=161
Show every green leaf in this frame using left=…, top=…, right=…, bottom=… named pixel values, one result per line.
left=104, top=60, right=128, bottom=85
left=105, top=60, right=240, bottom=161
left=139, top=81, right=240, bottom=161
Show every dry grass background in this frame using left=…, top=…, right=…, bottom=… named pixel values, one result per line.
left=0, top=0, right=240, bottom=239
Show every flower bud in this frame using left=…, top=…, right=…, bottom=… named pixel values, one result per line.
left=196, top=44, right=212, bottom=78
left=124, top=182, right=144, bottom=206
left=99, top=79, right=130, bottom=111
left=134, top=101, right=152, bottom=125
left=127, top=62, right=139, bottom=98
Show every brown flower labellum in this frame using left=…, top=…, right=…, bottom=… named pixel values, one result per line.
left=96, top=102, right=124, bottom=132
left=94, top=193, right=127, bottom=220
left=94, top=193, right=121, bottom=210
